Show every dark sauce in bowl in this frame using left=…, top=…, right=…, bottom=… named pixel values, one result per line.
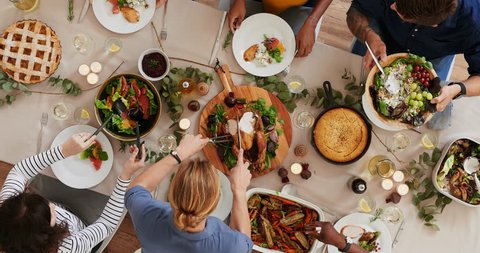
left=141, top=52, right=167, bottom=78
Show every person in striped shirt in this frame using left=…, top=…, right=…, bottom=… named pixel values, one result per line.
left=0, top=132, right=145, bottom=253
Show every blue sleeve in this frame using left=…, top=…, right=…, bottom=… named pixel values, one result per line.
left=125, top=186, right=171, bottom=232
left=350, top=0, right=389, bottom=19
left=236, top=233, right=253, bottom=253
left=464, top=29, right=480, bottom=76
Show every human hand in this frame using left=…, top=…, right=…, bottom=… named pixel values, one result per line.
left=121, top=144, right=146, bottom=180
left=227, top=0, right=246, bottom=31
left=431, top=84, right=461, bottom=111
left=305, top=221, right=345, bottom=248
left=296, top=23, right=316, bottom=57
left=176, top=134, right=209, bottom=161
left=228, top=149, right=251, bottom=194
left=156, top=0, right=166, bottom=9
left=364, top=30, right=387, bottom=71
left=60, top=133, right=96, bottom=157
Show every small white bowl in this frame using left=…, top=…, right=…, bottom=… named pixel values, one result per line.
left=138, top=48, right=170, bottom=82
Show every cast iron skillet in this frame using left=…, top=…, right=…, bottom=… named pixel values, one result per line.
left=311, top=81, right=372, bottom=165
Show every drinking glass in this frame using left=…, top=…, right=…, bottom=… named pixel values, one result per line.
left=158, top=134, right=177, bottom=154
left=386, top=132, right=411, bottom=152
left=358, top=195, right=376, bottom=214
left=381, top=205, right=404, bottom=224
left=10, top=0, right=39, bottom=12
left=294, top=111, right=314, bottom=129
left=376, top=158, right=396, bottom=178
left=73, top=33, right=93, bottom=54
left=73, top=107, right=90, bottom=124
left=104, top=37, right=122, bottom=54
left=286, top=75, right=306, bottom=94
left=368, top=155, right=387, bottom=176
left=420, top=132, right=438, bottom=149
left=52, top=102, right=72, bottom=121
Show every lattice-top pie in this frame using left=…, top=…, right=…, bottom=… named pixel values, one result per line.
left=0, top=20, right=62, bottom=84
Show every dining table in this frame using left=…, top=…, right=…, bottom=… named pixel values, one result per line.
left=1, top=0, right=480, bottom=252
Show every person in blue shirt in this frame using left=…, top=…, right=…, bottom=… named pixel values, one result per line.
left=346, top=0, right=480, bottom=120
left=125, top=134, right=253, bottom=253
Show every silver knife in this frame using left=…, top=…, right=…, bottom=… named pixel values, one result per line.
left=365, top=41, right=385, bottom=76
left=208, top=11, right=227, bottom=65
left=392, top=219, right=406, bottom=248
left=78, top=0, right=92, bottom=23
left=236, top=115, right=242, bottom=150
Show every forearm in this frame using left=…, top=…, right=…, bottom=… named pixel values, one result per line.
left=463, top=75, right=480, bottom=96
left=229, top=191, right=251, bottom=237
left=304, top=0, right=333, bottom=28
left=128, top=154, right=178, bottom=191
left=332, top=237, right=368, bottom=253
left=346, top=7, right=375, bottom=42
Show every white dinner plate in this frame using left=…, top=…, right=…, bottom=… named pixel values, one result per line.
left=50, top=125, right=113, bottom=189
left=232, top=13, right=296, bottom=77
left=155, top=170, right=233, bottom=221
left=328, top=212, right=392, bottom=253
left=92, top=0, right=155, bottom=34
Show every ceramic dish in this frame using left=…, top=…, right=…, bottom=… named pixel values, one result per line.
left=246, top=187, right=325, bottom=253
left=138, top=48, right=170, bottom=81
left=432, top=137, right=480, bottom=207
left=232, top=13, right=295, bottom=77
left=50, top=125, right=113, bottom=189
left=92, top=0, right=155, bottom=34
left=327, top=213, right=392, bottom=253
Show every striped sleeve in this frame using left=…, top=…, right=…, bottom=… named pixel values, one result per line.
left=58, top=177, right=130, bottom=253
left=0, top=146, right=64, bottom=204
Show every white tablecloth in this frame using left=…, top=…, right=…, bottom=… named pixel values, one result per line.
left=1, top=1, right=480, bottom=252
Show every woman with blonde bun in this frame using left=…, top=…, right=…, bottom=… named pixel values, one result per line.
left=126, top=134, right=253, bottom=253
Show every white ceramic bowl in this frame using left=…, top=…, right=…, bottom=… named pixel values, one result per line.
left=432, top=137, right=480, bottom=207
left=246, top=187, right=326, bottom=253
left=138, top=48, right=170, bottom=82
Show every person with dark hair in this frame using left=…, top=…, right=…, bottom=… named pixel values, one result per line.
left=227, top=0, right=333, bottom=57
left=347, top=0, right=480, bottom=128
left=0, top=133, right=146, bottom=253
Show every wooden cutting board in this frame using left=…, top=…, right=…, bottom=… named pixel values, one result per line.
left=198, top=65, right=292, bottom=178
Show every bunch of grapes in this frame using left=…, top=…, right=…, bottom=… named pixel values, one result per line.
left=411, top=65, right=431, bottom=87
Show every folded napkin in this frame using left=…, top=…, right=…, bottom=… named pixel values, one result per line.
left=163, top=0, right=226, bottom=65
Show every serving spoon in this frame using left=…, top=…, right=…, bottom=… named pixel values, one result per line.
left=127, top=106, right=144, bottom=159
left=92, top=99, right=127, bottom=137
left=463, top=156, right=480, bottom=193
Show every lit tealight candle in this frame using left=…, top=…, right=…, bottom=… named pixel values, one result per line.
left=90, top=61, right=102, bottom=73
left=179, top=118, right=191, bottom=130
left=78, top=64, right=90, bottom=76
left=290, top=163, right=302, bottom=175
left=87, top=73, right=98, bottom=85
left=392, top=171, right=405, bottom=183
left=381, top=178, right=394, bottom=191
left=396, top=183, right=409, bottom=196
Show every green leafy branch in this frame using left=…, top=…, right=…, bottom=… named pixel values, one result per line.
left=159, top=66, right=213, bottom=122
left=310, top=69, right=363, bottom=112
left=67, top=0, right=74, bottom=22
left=404, top=148, right=452, bottom=231
left=245, top=74, right=308, bottom=113
left=223, top=31, right=233, bottom=50
left=49, top=76, right=82, bottom=96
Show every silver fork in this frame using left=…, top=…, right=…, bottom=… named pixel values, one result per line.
left=37, top=113, right=48, bottom=153
left=160, top=0, right=168, bottom=41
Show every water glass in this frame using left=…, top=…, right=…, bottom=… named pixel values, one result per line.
left=104, top=37, right=122, bottom=54
left=376, top=158, right=396, bottom=178
left=158, top=134, right=177, bottom=154
left=52, top=102, right=72, bottom=121
left=73, top=33, right=93, bottom=54
left=286, top=75, right=306, bottom=94
left=381, top=205, right=404, bottom=224
left=73, top=107, right=90, bottom=124
left=386, top=132, right=410, bottom=152
left=10, top=0, right=39, bottom=12
left=294, top=111, right=314, bottom=129
left=367, top=155, right=387, bottom=176
left=358, top=195, right=376, bottom=214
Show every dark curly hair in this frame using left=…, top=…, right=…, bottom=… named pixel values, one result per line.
left=395, top=0, right=458, bottom=26
left=0, top=193, right=69, bottom=253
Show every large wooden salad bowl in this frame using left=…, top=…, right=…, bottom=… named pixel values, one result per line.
left=363, top=53, right=438, bottom=130
left=94, top=74, right=161, bottom=141
left=198, top=65, right=292, bottom=178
